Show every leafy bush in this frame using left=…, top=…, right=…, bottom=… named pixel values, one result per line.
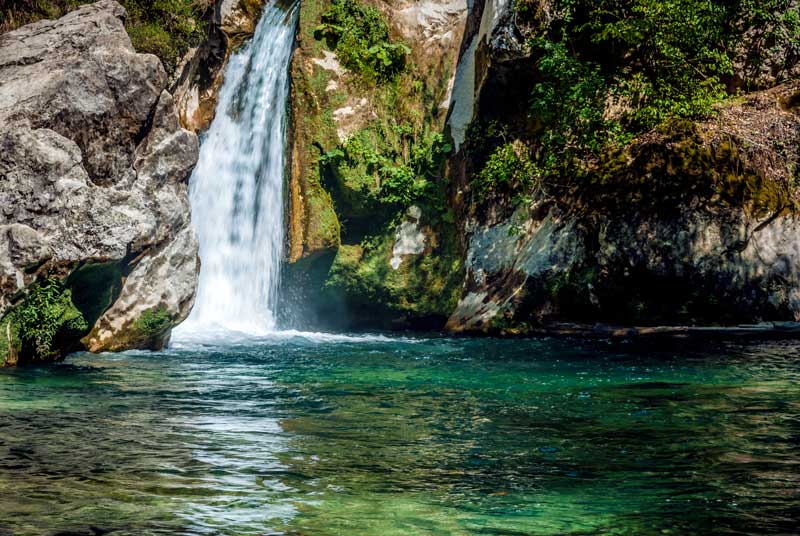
left=124, top=0, right=208, bottom=70
left=491, top=0, right=800, bottom=205
left=6, top=278, right=88, bottom=360
left=524, top=0, right=800, bottom=130
left=565, top=0, right=733, bottom=127
left=374, top=130, right=450, bottom=206
left=379, top=164, right=419, bottom=205
left=528, top=39, right=629, bottom=173
left=473, top=143, right=537, bottom=200
left=315, top=0, right=409, bottom=81
left=324, top=124, right=451, bottom=210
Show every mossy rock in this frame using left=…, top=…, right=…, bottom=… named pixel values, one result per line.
left=576, top=119, right=794, bottom=217
left=319, top=218, right=463, bottom=329
left=133, top=307, right=173, bottom=342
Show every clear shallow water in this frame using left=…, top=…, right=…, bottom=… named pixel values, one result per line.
left=1, top=336, right=798, bottom=535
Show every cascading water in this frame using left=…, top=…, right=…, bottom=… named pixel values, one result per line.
left=175, top=1, right=297, bottom=336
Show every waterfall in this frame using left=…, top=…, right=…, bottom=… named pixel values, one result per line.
left=175, top=1, right=297, bottom=336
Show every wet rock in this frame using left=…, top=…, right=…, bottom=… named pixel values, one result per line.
left=172, top=0, right=265, bottom=132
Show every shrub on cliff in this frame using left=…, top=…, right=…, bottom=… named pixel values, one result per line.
left=469, top=0, right=800, bottom=205
left=0, top=278, right=88, bottom=363
left=314, top=0, right=409, bottom=82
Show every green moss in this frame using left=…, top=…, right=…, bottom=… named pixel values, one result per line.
left=132, top=306, right=172, bottom=340
left=289, top=0, right=346, bottom=257
left=322, top=216, right=463, bottom=327
left=307, top=186, right=342, bottom=250
left=575, top=120, right=794, bottom=217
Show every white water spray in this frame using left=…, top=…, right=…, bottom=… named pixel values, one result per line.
left=175, top=1, right=297, bottom=336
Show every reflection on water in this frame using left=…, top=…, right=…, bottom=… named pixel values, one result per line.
left=0, top=337, right=798, bottom=535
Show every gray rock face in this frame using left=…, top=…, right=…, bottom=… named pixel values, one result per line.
left=172, top=0, right=264, bottom=132
left=448, top=205, right=800, bottom=332
left=447, top=80, right=800, bottom=333
left=0, top=0, right=199, bottom=363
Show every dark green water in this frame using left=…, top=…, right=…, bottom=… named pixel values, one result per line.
left=1, top=334, right=798, bottom=535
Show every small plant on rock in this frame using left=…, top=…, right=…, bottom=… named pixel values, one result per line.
left=315, top=0, right=409, bottom=82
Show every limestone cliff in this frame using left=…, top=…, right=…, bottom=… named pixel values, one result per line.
left=0, top=0, right=200, bottom=364
left=284, top=0, right=468, bottom=329
left=283, top=0, right=800, bottom=334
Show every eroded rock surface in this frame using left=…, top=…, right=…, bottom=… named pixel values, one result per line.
left=0, top=0, right=199, bottom=364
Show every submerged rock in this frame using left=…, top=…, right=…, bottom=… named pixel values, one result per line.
left=0, top=0, right=199, bottom=364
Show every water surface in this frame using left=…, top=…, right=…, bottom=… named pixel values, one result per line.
left=1, top=335, right=798, bottom=535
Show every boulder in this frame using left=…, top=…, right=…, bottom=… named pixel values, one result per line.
left=0, top=0, right=199, bottom=364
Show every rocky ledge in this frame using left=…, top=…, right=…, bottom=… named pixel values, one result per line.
left=0, top=0, right=199, bottom=365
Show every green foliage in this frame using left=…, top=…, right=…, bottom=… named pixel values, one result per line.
left=379, top=164, right=419, bottom=206
left=118, top=0, right=207, bottom=70
left=315, top=0, right=409, bottom=81
left=0, top=0, right=208, bottom=72
left=488, top=0, right=800, bottom=206
left=528, top=38, right=629, bottom=174
left=133, top=306, right=172, bottom=338
left=5, top=278, right=88, bottom=360
left=473, top=143, right=537, bottom=200
left=563, top=0, right=733, bottom=127
left=325, top=123, right=451, bottom=210
left=378, top=131, right=451, bottom=206
left=529, top=39, right=607, bottom=147
left=528, top=0, right=799, bottom=129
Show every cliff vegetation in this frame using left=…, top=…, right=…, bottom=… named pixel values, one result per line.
left=469, top=0, right=800, bottom=212
left=285, top=0, right=466, bottom=329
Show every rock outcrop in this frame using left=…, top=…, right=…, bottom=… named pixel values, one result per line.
left=444, top=0, right=800, bottom=334
left=282, top=0, right=468, bottom=329
left=0, top=0, right=199, bottom=364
